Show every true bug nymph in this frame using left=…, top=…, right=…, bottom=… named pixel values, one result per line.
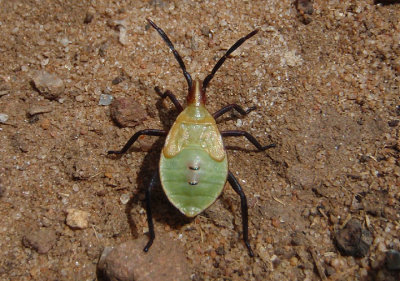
left=108, top=19, right=275, bottom=257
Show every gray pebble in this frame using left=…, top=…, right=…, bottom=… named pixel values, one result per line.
left=32, top=70, right=65, bottom=100
left=27, top=105, right=53, bottom=116
left=0, top=113, right=9, bottom=123
left=99, top=94, right=113, bottom=106
left=386, top=250, right=400, bottom=270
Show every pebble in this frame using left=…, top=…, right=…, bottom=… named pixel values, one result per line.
left=65, top=208, right=89, bottom=229
left=110, top=97, right=147, bottom=127
left=0, top=113, right=9, bottom=123
left=386, top=250, right=400, bottom=270
left=289, top=256, right=299, bottom=266
left=32, top=70, right=65, bottom=100
left=335, top=218, right=372, bottom=258
left=22, top=228, right=57, bottom=254
left=120, top=193, right=130, bottom=205
left=99, top=94, right=113, bottom=106
left=40, top=118, right=51, bottom=130
left=98, top=234, right=190, bottom=281
left=27, top=104, right=53, bottom=116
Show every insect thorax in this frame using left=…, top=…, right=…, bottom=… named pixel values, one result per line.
left=162, top=105, right=226, bottom=161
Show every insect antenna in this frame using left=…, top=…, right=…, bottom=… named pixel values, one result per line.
left=202, top=29, right=259, bottom=92
left=147, top=19, right=193, bottom=91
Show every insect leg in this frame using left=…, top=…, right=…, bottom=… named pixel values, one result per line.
left=212, top=104, right=256, bottom=119
left=227, top=171, right=254, bottom=257
left=154, top=86, right=183, bottom=113
left=143, top=171, right=158, bottom=252
left=221, top=130, right=276, bottom=151
left=108, top=129, right=167, bottom=155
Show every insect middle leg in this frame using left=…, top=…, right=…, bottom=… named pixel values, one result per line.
left=108, top=129, right=167, bottom=155
left=154, top=86, right=183, bottom=113
left=227, top=171, right=254, bottom=257
left=221, top=130, right=276, bottom=151
left=143, top=171, right=158, bottom=252
left=212, top=104, right=256, bottom=120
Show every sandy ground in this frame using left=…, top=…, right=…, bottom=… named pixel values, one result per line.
left=0, top=0, right=399, bottom=280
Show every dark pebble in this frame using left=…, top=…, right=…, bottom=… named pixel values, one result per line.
left=386, top=250, right=400, bottom=270
left=388, top=120, right=399, bottom=127
left=334, top=219, right=372, bottom=258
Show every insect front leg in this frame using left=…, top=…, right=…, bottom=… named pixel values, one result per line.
left=108, top=129, right=167, bottom=155
left=212, top=104, right=256, bottom=120
left=227, top=171, right=254, bottom=257
left=154, top=86, right=183, bottom=113
left=143, top=171, right=158, bottom=252
left=221, top=130, right=276, bottom=151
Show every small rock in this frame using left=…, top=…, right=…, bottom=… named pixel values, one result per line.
left=289, top=256, right=299, bottom=266
left=22, top=228, right=57, bottom=254
left=388, top=120, right=399, bottom=127
left=0, top=113, right=9, bottom=123
left=75, top=95, right=84, bottom=102
left=40, top=118, right=51, bottom=130
left=120, top=193, right=130, bottom=205
left=27, top=104, right=53, bottom=116
left=32, top=71, right=65, bottom=100
left=112, top=75, right=126, bottom=85
left=98, top=234, right=190, bottom=281
left=335, top=219, right=372, bottom=258
left=386, top=250, right=400, bottom=270
left=110, top=97, right=147, bottom=127
left=66, top=208, right=89, bottom=229
left=99, top=94, right=113, bottom=106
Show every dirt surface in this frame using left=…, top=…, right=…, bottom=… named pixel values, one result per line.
left=0, top=0, right=399, bottom=280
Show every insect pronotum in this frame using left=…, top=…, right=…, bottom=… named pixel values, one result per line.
left=108, top=19, right=275, bottom=257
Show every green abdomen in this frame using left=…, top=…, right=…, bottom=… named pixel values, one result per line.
left=159, top=146, right=228, bottom=217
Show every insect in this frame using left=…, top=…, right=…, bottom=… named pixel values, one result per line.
left=108, top=19, right=275, bottom=257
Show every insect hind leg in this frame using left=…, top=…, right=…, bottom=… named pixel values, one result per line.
left=143, top=171, right=159, bottom=252
left=108, top=129, right=167, bottom=155
left=227, top=171, right=254, bottom=257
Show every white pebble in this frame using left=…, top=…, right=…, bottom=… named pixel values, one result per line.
left=66, top=208, right=89, bottom=229
left=120, top=193, right=130, bottom=205
left=0, top=113, right=9, bottom=123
